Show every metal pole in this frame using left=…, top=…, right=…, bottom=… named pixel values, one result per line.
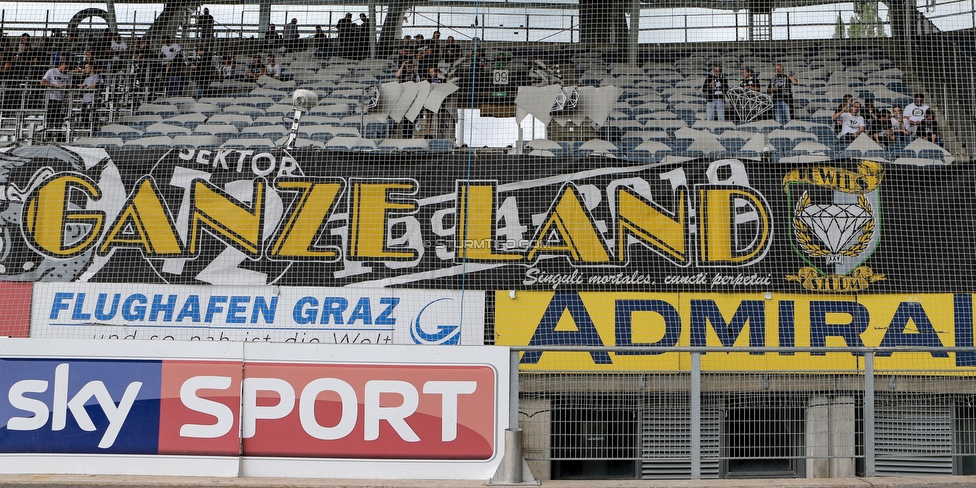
left=864, top=351, right=875, bottom=477
left=691, top=351, right=701, bottom=479
left=509, top=349, right=519, bottom=430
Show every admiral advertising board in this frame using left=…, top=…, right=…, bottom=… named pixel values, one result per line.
left=495, top=291, right=976, bottom=371
left=0, top=146, right=970, bottom=292
left=31, top=282, right=485, bottom=345
left=0, top=339, right=508, bottom=479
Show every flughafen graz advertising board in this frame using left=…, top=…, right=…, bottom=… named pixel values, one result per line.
left=3, top=145, right=976, bottom=369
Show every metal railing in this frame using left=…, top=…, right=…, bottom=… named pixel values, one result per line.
left=510, top=346, right=976, bottom=480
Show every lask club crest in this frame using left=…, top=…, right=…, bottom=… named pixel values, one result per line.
left=783, top=161, right=886, bottom=291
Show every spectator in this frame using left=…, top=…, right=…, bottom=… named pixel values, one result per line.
left=40, top=60, right=71, bottom=135
left=109, top=32, right=127, bottom=60
left=265, top=23, right=280, bottom=50
left=356, top=13, right=370, bottom=58
left=833, top=93, right=853, bottom=131
left=198, top=8, right=215, bottom=39
left=311, top=25, right=327, bottom=53
left=890, top=105, right=912, bottom=144
left=868, top=109, right=890, bottom=146
left=702, top=64, right=726, bottom=121
left=443, top=36, right=461, bottom=63
left=220, top=55, right=236, bottom=80
left=904, top=93, right=929, bottom=128
left=161, top=36, right=181, bottom=61
left=917, top=110, right=943, bottom=146
left=396, top=59, right=420, bottom=138
left=283, top=18, right=299, bottom=51
left=424, top=30, right=441, bottom=69
left=187, top=46, right=213, bottom=98
left=427, top=66, right=441, bottom=83
left=740, top=67, right=759, bottom=91
left=336, top=13, right=354, bottom=57
left=165, top=51, right=184, bottom=97
left=396, top=58, right=420, bottom=83
left=861, top=98, right=882, bottom=139
left=244, top=54, right=265, bottom=81
left=833, top=100, right=865, bottom=143
left=265, top=54, right=281, bottom=79
left=397, top=35, right=415, bottom=65
left=78, top=62, right=101, bottom=130
left=766, top=64, right=797, bottom=125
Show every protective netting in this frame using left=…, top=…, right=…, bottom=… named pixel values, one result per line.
left=4, top=0, right=976, bottom=481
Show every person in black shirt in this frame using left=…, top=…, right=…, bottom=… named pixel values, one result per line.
left=766, top=64, right=797, bottom=125
left=917, top=110, right=943, bottom=146
left=198, top=8, right=215, bottom=39
left=701, top=64, right=727, bottom=121
left=740, top=67, right=759, bottom=91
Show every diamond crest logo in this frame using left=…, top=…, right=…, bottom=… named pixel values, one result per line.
left=783, top=161, right=886, bottom=291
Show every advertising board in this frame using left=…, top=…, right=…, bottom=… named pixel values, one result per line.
left=0, top=339, right=507, bottom=479
left=31, top=283, right=485, bottom=345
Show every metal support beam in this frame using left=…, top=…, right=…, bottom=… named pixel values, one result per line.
left=258, top=0, right=271, bottom=37
left=628, top=0, right=639, bottom=65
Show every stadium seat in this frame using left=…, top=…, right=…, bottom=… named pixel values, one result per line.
left=96, top=124, right=143, bottom=141
left=171, top=135, right=223, bottom=148
left=72, top=137, right=124, bottom=149
left=143, top=123, right=191, bottom=137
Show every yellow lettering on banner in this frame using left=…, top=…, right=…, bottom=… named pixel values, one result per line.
left=23, top=174, right=104, bottom=256
left=698, top=188, right=770, bottom=264
left=527, top=185, right=610, bottom=263
left=615, top=186, right=687, bottom=263
left=189, top=179, right=264, bottom=256
left=99, top=178, right=182, bottom=256
left=347, top=180, right=418, bottom=260
left=782, top=161, right=884, bottom=194
left=456, top=182, right=522, bottom=261
left=270, top=179, right=344, bottom=259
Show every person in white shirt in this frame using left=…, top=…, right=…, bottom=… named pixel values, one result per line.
left=160, top=37, right=181, bottom=61
left=265, top=54, right=281, bottom=79
left=79, top=63, right=102, bottom=129
left=40, top=61, right=72, bottom=134
left=833, top=101, right=865, bottom=143
left=904, top=93, right=930, bottom=129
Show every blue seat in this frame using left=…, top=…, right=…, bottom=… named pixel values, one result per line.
left=917, top=149, right=945, bottom=162
left=428, top=139, right=454, bottom=154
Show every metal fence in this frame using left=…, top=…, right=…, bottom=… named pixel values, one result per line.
left=510, top=347, right=976, bottom=480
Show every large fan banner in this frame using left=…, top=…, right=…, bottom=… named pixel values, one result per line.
left=1, top=145, right=971, bottom=293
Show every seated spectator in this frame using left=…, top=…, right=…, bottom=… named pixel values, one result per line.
left=862, top=98, right=879, bottom=128
left=220, top=55, right=236, bottom=80
left=890, top=105, right=912, bottom=144
left=833, top=100, right=865, bottom=143
left=427, top=66, right=441, bottom=83
left=868, top=109, right=890, bottom=146
left=833, top=93, right=853, bottom=131
left=245, top=54, right=265, bottom=81
left=917, top=110, right=943, bottom=146
left=265, top=54, right=281, bottom=79
left=904, top=93, right=929, bottom=129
